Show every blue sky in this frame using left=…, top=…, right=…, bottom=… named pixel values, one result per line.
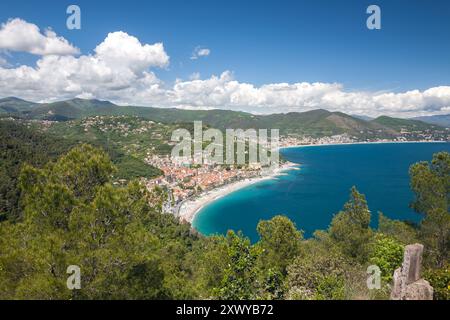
left=0, top=0, right=449, bottom=116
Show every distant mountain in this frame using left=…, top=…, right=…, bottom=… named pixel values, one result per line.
left=371, top=116, right=441, bottom=131
left=412, top=114, right=450, bottom=128
left=27, top=98, right=118, bottom=121
left=1, top=97, right=445, bottom=138
left=229, top=109, right=389, bottom=137
left=0, top=97, right=37, bottom=114
left=351, top=114, right=373, bottom=121
left=20, top=99, right=388, bottom=136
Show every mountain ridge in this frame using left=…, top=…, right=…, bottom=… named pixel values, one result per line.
left=413, top=114, right=450, bottom=128
left=0, top=97, right=445, bottom=138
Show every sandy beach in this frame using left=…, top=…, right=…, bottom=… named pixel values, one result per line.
left=177, top=162, right=298, bottom=224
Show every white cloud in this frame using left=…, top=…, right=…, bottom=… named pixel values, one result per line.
left=0, top=19, right=170, bottom=104
left=0, top=18, right=79, bottom=55
left=190, top=46, right=210, bottom=60
left=0, top=19, right=449, bottom=118
left=94, top=31, right=169, bottom=71
left=162, top=73, right=450, bottom=117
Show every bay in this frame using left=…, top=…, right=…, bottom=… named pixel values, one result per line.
left=192, top=142, right=450, bottom=242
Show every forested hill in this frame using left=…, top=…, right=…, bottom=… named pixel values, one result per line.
left=0, top=120, right=72, bottom=221
left=0, top=120, right=162, bottom=221
left=370, top=116, right=441, bottom=132
left=0, top=97, right=38, bottom=113
left=0, top=97, right=445, bottom=138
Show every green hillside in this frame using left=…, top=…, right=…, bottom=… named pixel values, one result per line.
left=29, top=98, right=119, bottom=120
left=46, top=115, right=186, bottom=159
left=371, top=116, right=441, bottom=132
left=44, top=116, right=165, bottom=179
left=249, top=110, right=389, bottom=137
left=0, top=120, right=72, bottom=221
left=0, top=97, right=37, bottom=114
left=2, top=97, right=447, bottom=139
left=0, top=118, right=163, bottom=220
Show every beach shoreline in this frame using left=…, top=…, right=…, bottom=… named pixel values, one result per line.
left=177, top=161, right=298, bottom=224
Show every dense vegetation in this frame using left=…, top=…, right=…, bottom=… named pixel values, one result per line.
left=0, top=120, right=72, bottom=221
left=0, top=142, right=448, bottom=299
left=371, top=116, right=439, bottom=132
left=45, top=115, right=186, bottom=158
left=0, top=120, right=162, bottom=221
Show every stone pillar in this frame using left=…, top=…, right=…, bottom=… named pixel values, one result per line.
left=390, top=243, right=434, bottom=300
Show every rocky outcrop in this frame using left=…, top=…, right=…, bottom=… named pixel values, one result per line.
left=390, top=244, right=434, bottom=300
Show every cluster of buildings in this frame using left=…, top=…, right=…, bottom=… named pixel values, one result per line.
left=0, top=117, right=57, bottom=130
left=279, top=134, right=357, bottom=147
left=78, top=115, right=158, bottom=136
left=279, top=130, right=450, bottom=147
left=144, top=154, right=260, bottom=205
left=397, top=128, right=450, bottom=141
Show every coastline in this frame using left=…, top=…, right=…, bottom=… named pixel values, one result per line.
left=177, top=162, right=298, bottom=224
left=177, top=139, right=448, bottom=225
left=280, top=140, right=447, bottom=150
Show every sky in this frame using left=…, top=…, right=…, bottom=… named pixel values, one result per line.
left=0, top=0, right=449, bottom=117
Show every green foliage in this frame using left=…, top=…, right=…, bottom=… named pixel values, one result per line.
left=369, top=234, right=404, bottom=282
left=212, top=217, right=304, bottom=300
left=314, top=275, right=346, bottom=300
left=328, top=186, right=373, bottom=262
left=285, top=243, right=351, bottom=300
left=378, top=212, right=418, bottom=245
left=423, top=265, right=450, bottom=300
left=46, top=116, right=166, bottom=179
left=0, top=119, right=162, bottom=222
left=409, top=151, right=450, bottom=214
left=0, top=120, right=73, bottom=221
left=256, top=215, right=303, bottom=274
left=213, top=231, right=260, bottom=300
left=409, top=152, right=450, bottom=269
left=261, top=268, right=285, bottom=300
left=0, top=144, right=197, bottom=299
left=113, top=153, right=162, bottom=180
left=419, top=208, right=450, bottom=268
left=185, top=235, right=230, bottom=298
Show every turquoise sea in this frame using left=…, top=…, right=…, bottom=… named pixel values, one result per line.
left=192, top=142, right=450, bottom=242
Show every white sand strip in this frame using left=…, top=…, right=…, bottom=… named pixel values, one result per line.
left=177, top=162, right=297, bottom=224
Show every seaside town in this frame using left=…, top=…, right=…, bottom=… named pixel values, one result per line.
left=145, top=155, right=258, bottom=197
left=144, top=153, right=280, bottom=216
